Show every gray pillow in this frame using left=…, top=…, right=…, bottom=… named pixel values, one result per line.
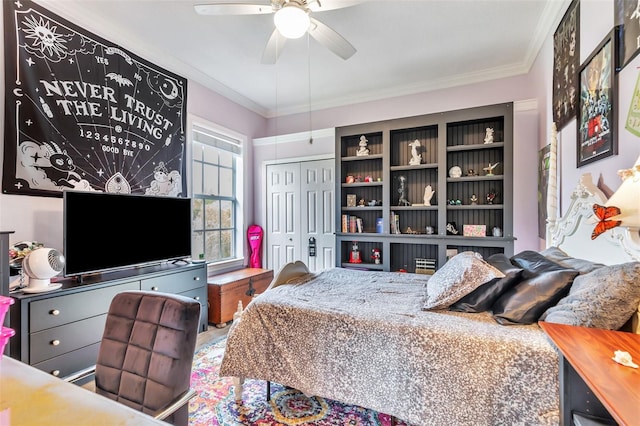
left=423, top=251, right=504, bottom=310
left=540, top=246, right=605, bottom=274
left=541, top=262, right=640, bottom=330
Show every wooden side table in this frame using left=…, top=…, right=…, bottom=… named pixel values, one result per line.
left=539, top=321, right=640, bottom=426
left=207, top=268, right=273, bottom=327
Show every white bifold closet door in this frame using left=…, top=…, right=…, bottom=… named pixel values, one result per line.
left=266, top=158, right=335, bottom=273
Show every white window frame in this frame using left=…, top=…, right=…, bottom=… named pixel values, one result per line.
left=187, top=114, right=245, bottom=273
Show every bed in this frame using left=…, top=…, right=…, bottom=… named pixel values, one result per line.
left=219, top=173, right=640, bottom=426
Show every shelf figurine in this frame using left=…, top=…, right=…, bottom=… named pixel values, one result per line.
left=371, top=248, right=381, bottom=264
left=446, top=222, right=459, bottom=235
left=408, top=139, right=422, bottom=165
left=483, top=127, right=494, bottom=144
left=449, top=166, right=462, bottom=178
left=423, top=185, right=435, bottom=206
left=470, top=194, right=478, bottom=205
left=349, top=241, right=362, bottom=263
left=486, top=190, right=497, bottom=205
left=483, top=162, right=500, bottom=176
left=356, top=135, right=370, bottom=156
left=397, top=175, right=410, bottom=206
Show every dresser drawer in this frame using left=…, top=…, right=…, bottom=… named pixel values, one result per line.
left=30, top=314, right=107, bottom=364
left=180, top=286, right=207, bottom=304
left=141, top=267, right=205, bottom=294
left=180, top=286, right=208, bottom=332
left=30, top=281, right=139, bottom=332
left=33, top=342, right=101, bottom=379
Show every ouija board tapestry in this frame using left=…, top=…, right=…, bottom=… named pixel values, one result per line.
left=3, top=0, right=187, bottom=197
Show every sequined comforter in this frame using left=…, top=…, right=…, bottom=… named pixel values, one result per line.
left=219, top=268, right=560, bottom=425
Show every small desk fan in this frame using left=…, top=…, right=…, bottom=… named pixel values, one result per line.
left=22, top=248, right=65, bottom=291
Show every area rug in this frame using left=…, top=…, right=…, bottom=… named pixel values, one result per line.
left=188, top=337, right=409, bottom=426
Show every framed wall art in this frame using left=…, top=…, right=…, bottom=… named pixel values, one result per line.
left=577, top=29, right=619, bottom=168
left=553, top=0, right=580, bottom=130
left=538, top=144, right=551, bottom=239
left=615, top=0, right=640, bottom=70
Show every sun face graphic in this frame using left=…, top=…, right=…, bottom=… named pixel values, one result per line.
left=22, top=15, right=67, bottom=60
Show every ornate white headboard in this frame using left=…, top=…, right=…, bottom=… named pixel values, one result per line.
left=547, top=173, right=640, bottom=265
left=548, top=173, right=640, bottom=334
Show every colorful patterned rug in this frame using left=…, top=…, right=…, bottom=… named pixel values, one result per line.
left=188, top=337, right=409, bottom=425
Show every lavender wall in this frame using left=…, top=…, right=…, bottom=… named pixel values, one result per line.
left=3, top=0, right=637, bottom=258
left=255, top=96, right=541, bottom=254
left=0, top=7, right=267, bottom=251
left=258, top=0, right=640, bottom=252
left=554, top=1, right=640, bottom=215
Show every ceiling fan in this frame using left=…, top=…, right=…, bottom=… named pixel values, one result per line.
left=194, top=0, right=362, bottom=64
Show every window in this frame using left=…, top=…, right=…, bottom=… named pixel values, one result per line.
left=190, top=119, right=244, bottom=267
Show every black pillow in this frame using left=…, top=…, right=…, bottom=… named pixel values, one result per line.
left=450, top=253, right=524, bottom=313
left=491, top=251, right=579, bottom=325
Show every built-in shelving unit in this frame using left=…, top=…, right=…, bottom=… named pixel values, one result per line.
left=335, top=103, right=514, bottom=272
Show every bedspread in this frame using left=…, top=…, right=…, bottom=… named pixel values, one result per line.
left=219, top=268, right=560, bottom=426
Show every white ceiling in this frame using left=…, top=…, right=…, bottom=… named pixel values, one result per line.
left=39, top=0, right=568, bottom=118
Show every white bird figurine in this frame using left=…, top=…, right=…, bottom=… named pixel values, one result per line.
left=483, top=162, right=500, bottom=176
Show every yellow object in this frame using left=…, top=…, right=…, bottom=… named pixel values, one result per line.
left=0, top=357, right=164, bottom=425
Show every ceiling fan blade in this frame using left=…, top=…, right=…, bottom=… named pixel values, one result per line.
left=194, top=3, right=274, bottom=15
left=308, top=17, right=356, bottom=60
left=306, top=0, right=365, bottom=12
left=261, top=28, right=288, bottom=64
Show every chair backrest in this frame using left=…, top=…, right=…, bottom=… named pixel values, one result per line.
left=94, top=291, right=200, bottom=424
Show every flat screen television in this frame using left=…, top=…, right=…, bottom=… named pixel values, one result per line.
left=63, top=191, right=192, bottom=278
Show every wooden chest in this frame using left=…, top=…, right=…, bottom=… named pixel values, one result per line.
left=207, top=268, right=273, bottom=327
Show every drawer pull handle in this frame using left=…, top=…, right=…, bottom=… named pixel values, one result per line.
left=151, top=286, right=159, bottom=291
left=50, top=309, right=60, bottom=316
left=51, top=340, right=61, bottom=346
left=52, top=370, right=60, bottom=377
left=194, top=276, right=200, bottom=281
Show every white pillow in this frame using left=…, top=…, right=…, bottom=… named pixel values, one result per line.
left=423, top=251, right=505, bottom=310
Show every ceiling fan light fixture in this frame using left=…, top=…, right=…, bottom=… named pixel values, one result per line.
left=274, top=4, right=310, bottom=39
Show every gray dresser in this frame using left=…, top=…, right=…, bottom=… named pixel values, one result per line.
left=7, top=262, right=207, bottom=381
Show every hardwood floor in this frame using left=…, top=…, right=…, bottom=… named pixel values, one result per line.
left=196, top=322, right=231, bottom=350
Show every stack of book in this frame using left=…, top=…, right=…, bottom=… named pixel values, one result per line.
left=341, top=214, right=363, bottom=233
left=390, top=211, right=401, bottom=234
left=415, top=258, right=437, bottom=275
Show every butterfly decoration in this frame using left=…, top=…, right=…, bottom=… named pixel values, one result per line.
left=591, top=204, right=621, bottom=240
